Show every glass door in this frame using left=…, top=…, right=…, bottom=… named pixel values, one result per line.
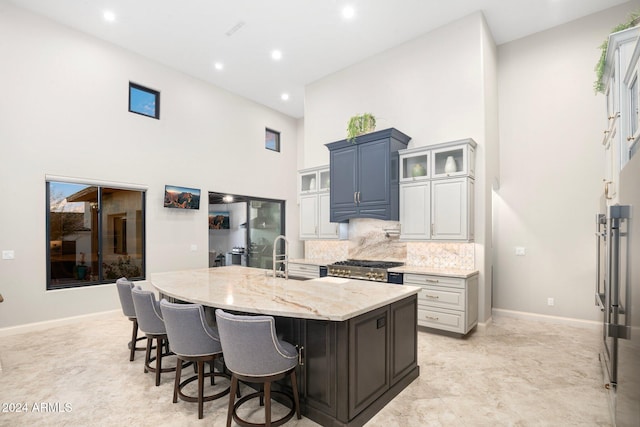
left=247, top=199, right=285, bottom=270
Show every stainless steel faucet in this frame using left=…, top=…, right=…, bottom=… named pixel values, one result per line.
left=272, top=235, right=288, bottom=279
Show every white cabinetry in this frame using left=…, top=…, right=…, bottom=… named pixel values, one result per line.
left=299, top=166, right=340, bottom=240
left=404, top=273, right=478, bottom=335
left=399, top=139, right=476, bottom=241
left=601, top=27, right=640, bottom=203
left=431, top=177, right=474, bottom=240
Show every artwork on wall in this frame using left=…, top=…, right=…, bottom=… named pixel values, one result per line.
left=209, top=212, right=230, bottom=229
left=164, top=185, right=200, bottom=209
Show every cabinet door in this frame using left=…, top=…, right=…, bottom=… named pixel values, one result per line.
left=318, top=193, right=339, bottom=239
left=389, top=296, right=417, bottom=386
left=357, top=138, right=390, bottom=207
left=300, top=194, right=318, bottom=239
left=431, top=177, right=469, bottom=240
left=399, top=182, right=431, bottom=240
left=330, top=146, right=358, bottom=212
left=348, top=305, right=389, bottom=418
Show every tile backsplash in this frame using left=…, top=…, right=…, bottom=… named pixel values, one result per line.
left=304, top=219, right=475, bottom=270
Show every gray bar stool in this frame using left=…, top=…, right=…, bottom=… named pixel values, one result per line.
left=160, top=300, right=233, bottom=419
left=215, top=309, right=301, bottom=427
left=131, top=286, right=175, bottom=386
left=115, top=277, right=146, bottom=361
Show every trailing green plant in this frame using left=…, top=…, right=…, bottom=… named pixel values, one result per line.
left=347, top=113, right=376, bottom=142
left=594, top=10, right=640, bottom=94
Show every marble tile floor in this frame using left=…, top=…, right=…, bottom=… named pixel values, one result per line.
left=0, top=313, right=611, bottom=426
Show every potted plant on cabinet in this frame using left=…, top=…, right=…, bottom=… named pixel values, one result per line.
left=347, top=113, right=376, bottom=142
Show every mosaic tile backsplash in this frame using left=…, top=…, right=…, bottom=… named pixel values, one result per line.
left=304, top=219, right=475, bottom=270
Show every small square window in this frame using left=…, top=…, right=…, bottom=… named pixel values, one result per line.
left=265, top=128, right=280, bottom=152
left=129, top=82, right=160, bottom=119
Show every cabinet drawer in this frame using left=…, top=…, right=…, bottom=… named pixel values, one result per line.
left=418, top=285, right=464, bottom=311
left=288, top=263, right=320, bottom=278
left=417, top=307, right=465, bottom=334
left=404, top=274, right=464, bottom=289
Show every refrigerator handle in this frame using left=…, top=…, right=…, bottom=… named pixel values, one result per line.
left=595, top=214, right=606, bottom=308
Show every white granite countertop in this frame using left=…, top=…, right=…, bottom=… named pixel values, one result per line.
left=389, top=265, right=479, bottom=278
left=151, top=266, right=420, bottom=321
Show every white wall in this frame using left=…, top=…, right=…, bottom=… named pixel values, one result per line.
left=0, top=3, right=300, bottom=328
left=494, top=3, right=638, bottom=321
left=303, top=13, right=498, bottom=322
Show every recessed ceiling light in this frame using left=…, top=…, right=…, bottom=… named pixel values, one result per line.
left=214, top=62, right=224, bottom=71
left=271, top=50, right=282, bottom=61
left=281, top=93, right=289, bottom=101
left=342, top=5, right=355, bottom=20
left=222, top=195, right=234, bottom=203
left=103, top=10, right=116, bottom=22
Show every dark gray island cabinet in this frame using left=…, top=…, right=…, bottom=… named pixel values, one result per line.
left=275, top=294, right=418, bottom=427
left=151, top=267, right=420, bottom=427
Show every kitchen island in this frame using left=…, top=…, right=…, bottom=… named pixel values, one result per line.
left=152, top=266, right=420, bottom=427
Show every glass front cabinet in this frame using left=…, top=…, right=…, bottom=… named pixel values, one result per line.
left=298, top=166, right=340, bottom=240
left=399, top=139, right=476, bottom=241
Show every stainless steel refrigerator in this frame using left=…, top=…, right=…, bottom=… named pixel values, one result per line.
left=596, top=152, right=640, bottom=426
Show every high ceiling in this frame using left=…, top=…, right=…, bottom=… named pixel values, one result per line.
left=7, top=0, right=630, bottom=118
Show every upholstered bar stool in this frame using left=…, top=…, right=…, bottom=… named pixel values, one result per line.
left=131, top=286, right=176, bottom=386
left=115, top=277, right=147, bottom=361
left=160, top=300, right=233, bottom=419
left=215, top=309, right=301, bottom=427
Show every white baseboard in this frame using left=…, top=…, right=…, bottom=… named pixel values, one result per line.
left=492, top=308, right=601, bottom=330
left=0, top=309, right=121, bottom=338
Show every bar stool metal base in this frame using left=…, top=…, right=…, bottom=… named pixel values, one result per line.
left=227, top=367, right=301, bottom=427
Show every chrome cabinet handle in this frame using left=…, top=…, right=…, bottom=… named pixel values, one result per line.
left=424, top=294, right=439, bottom=299
left=353, top=192, right=357, bottom=205
left=424, top=278, right=439, bottom=283
left=425, top=315, right=439, bottom=321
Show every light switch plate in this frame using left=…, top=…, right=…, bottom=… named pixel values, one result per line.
left=2, top=250, right=15, bottom=260
left=515, top=247, right=526, bottom=256
left=190, top=244, right=197, bottom=252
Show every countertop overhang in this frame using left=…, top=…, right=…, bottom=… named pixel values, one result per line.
left=151, top=265, right=420, bottom=322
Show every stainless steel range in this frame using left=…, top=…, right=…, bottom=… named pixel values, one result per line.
left=327, top=259, right=404, bottom=283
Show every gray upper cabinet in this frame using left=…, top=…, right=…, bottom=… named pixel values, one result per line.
left=326, top=128, right=411, bottom=222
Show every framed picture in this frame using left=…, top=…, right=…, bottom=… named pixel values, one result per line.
left=209, top=211, right=230, bottom=229
left=164, top=185, right=201, bottom=209
left=129, top=82, right=160, bottom=119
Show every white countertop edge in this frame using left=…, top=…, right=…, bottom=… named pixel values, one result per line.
left=389, top=266, right=479, bottom=278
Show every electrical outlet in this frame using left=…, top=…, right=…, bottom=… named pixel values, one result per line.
left=515, top=247, right=526, bottom=256
left=2, top=250, right=15, bottom=260
left=190, top=244, right=198, bottom=252
left=547, top=297, right=554, bottom=306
